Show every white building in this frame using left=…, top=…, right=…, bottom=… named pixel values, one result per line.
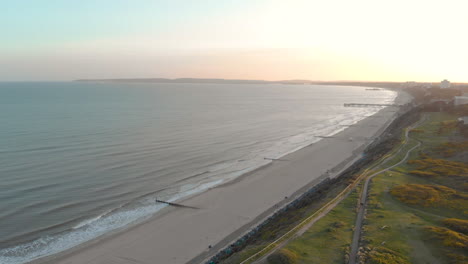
left=454, top=96, right=468, bottom=106
left=440, top=79, right=451, bottom=89
left=458, top=116, right=468, bottom=125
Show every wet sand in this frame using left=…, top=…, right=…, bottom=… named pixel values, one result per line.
left=33, top=91, right=411, bottom=264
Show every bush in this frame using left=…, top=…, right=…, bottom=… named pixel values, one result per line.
left=408, top=170, right=438, bottom=177
left=332, top=221, right=345, bottom=228
left=435, top=141, right=468, bottom=157
left=267, top=248, right=298, bottom=264
left=407, top=158, right=468, bottom=177
left=391, top=184, right=451, bottom=207
left=425, top=226, right=468, bottom=249
left=443, top=218, right=468, bottom=235
left=409, top=128, right=424, bottom=133
left=367, top=246, right=410, bottom=264
left=390, top=184, right=468, bottom=213
left=437, top=120, right=458, bottom=134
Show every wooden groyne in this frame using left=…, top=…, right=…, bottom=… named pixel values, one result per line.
left=155, top=199, right=199, bottom=209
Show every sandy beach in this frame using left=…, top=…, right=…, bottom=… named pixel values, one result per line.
left=32, top=91, right=412, bottom=264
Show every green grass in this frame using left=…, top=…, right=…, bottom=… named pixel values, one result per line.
left=360, top=112, right=468, bottom=264
left=281, top=185, right=361, bottom=264
left=379, top=138, right=420, bottom=169
left=363, top=171, right=445, bottom=264
left=222, top=245, right=266, bottom=264
left=410, top=113, right=458, bottom=150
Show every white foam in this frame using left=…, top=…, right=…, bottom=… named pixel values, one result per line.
left=0, top=203, right=167, bottom=264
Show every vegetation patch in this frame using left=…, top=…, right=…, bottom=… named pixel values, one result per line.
left=424, top=225, right=468, bottom=264
left=407, top=157, right=468, bottom=191
left=425, top=226, right=468, bottom=249
left=283, top=187, right=359, bottom=264
left=407, top=158, right=468, bottom=177
left=434, top=141, right=468, bottom=158
left=409, top=128, right=424, bottom=134
left=390, top=184, right=468, bottom=215
left=442, top=218, right=468, bottom=235
left=437, top=120, right=459, bottom=135
left=267, top=248, right=298, bottom=264
left=364, top=246, right=411, bottom=264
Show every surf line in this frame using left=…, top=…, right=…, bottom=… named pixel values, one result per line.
left=155, top=199, right=200, bottom=209
left=264, top=157, right=288, bottom=161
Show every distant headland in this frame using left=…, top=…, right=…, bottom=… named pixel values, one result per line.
left=75, top=78, right=468, bottom=91
left=75, top=78, right=404, bottom=88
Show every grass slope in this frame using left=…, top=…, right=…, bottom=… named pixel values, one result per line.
left=361, top=112, right=468, bottom=264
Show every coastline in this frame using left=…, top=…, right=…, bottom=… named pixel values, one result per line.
left=31, top=90, right=412, bottom=264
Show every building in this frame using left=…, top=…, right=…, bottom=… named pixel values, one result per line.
left=454, top=96, right=468, bottom=106
left=404, top=81, right=418, bottom=88
left=440, top=79, right=451, bottom=89
left=458, top=116, right=468, bottom=124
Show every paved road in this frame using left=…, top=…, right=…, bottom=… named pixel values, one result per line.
left=348, top=115, right=425, bottom=264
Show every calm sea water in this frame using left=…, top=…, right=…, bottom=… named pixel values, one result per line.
left=0, top=82, right=396, bottom=263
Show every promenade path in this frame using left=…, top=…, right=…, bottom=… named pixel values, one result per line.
left=348, top=115, right=426, bottom=264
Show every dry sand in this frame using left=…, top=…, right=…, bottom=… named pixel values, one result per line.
left=33, top=91, right=412, bottom=264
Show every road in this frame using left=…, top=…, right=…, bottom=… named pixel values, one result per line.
left=348, top=115, right=425, bottom=264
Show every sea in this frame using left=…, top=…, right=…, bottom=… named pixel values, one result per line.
left=0, top=82, right=396, bottom=263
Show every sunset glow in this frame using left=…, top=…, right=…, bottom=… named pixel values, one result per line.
left=2, top=0, right=467, bottom=81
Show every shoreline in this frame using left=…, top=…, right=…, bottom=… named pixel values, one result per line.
left=30, top=90, right=411, bottom=264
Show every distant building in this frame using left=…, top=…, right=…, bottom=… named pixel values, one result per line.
left=428, top=98, right=452, bottom=112
left=458, top=116, right=468, bottom=125
left=405, top=81, right=418, bottom=88
left=440, top=79, right=451, bottom=89
left=423, top=83, right=433, bottom=89
left=454, top=96, right=468, bottom=106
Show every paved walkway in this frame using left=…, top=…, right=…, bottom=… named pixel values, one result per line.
left=348, top=115, right=426, bottom=264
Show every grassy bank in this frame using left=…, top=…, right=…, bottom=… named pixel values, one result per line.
left=280, top=184, right=361, bottom=263
left=361, top=112, right=467, bottom=264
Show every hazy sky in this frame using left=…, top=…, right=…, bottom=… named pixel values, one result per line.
left=1, top=0, right=467, bottom=82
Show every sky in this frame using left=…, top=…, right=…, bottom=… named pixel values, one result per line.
left=1, top=0, right=467, bottom=82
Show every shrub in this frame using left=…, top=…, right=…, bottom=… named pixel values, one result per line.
left=408, top=170, right=438, bottom=177
left=391, top=184, right=448, bottom=207
left=425, top=226, right=468, bottom=249
left=437, top=120, right=458, bottom=135
left=367, top=246, right=410, bottom=264
left=332, top=221, right=346, bottom=228
left=390, top=184, right=467, bottom=214
left=409, top=128, right=425, bottom=133
left=407, top=158, right=468, bottom=177
left=267, top=248, right=298, bottom=264
left=443, top=218, right=468, bottom=235
left=435, top=141, right=468, bottom=157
